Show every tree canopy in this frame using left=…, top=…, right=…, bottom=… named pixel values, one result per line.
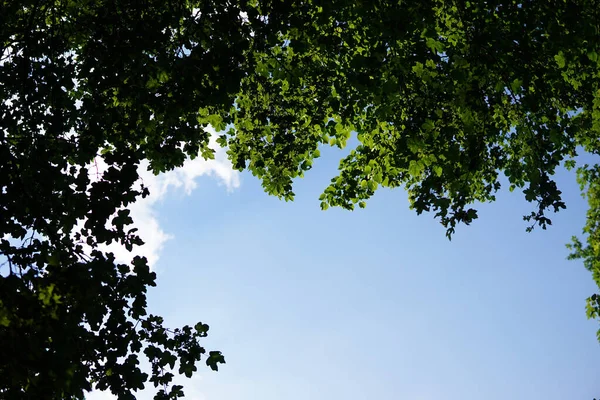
left=1, top=0, right=599, bottom=398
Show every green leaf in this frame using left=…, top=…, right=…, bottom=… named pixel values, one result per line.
left=510, top=78, right=522, bottom=93
left=206, top=351, right=226, bottom=371
left=408, top=160, right=424, bottom=177
left=554, top=51, right=566, bottom=68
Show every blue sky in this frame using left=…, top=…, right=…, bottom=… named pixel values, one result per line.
left=89, top=139, right=600, bottom=400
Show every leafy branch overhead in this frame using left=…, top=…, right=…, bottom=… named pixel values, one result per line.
left=1, top=0, right=599, bottom=399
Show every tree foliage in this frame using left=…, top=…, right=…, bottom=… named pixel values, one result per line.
left=1, top=0, right=599, bottom=398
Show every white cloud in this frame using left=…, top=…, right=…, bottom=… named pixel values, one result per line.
left=84, top=390, right=120, bottom=400
left=98, top=127, right=240, bottom=268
